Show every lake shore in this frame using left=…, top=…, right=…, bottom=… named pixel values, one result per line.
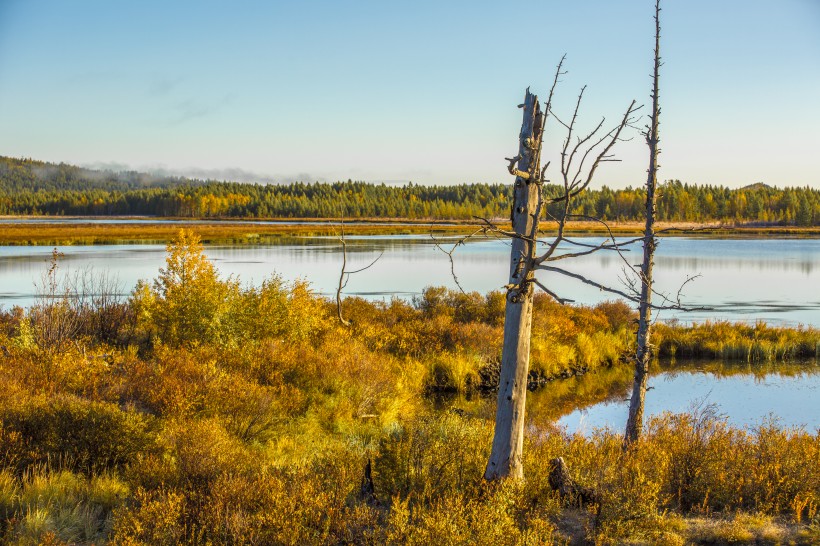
left=1, top=216, right=819, bottom=245
left=1, top=253, right=818, bottom=544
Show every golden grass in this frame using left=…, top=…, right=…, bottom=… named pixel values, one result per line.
left=0, top=220, right=471, bottom=245
left=655, top=320, right=820, bottom=361
left=0, top=231, right=818, bottom=544
left=3, top=217, right=819, bottom=245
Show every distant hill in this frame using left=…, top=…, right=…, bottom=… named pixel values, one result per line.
left=0, top=156, right=818, bottom=225
left=0, top=156, right=200, bottom=193
left=741, top=182, right=774, bottom=191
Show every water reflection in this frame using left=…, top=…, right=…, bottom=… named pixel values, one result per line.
left=552, top=359, right=820, bottom=434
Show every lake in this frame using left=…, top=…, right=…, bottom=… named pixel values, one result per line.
left=1, top=233, right=818, bottom=433
left=1, top=234, right=819, bottom=326
left=551, top=359, right=820, bottom=433
left=439, top=358, right=820, bottom=433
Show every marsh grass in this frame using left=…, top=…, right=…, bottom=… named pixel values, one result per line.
left=0, top=467, right=128, bottom=545
left=655, top=320, right=820, bottom=361
left=0, top=230, right=818, bottom=544
left=6, top=218, right=804, bottom=246
left=0, top=222, right=475, bottom=246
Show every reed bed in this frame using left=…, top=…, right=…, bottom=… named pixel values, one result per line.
left=6, top=218, right=819, bottom=245
left=655, top=320, right=820, bottom=361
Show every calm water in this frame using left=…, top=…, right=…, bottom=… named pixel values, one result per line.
left=1, top=235, right=819, bottom=326
left=2, top=235, right=818, bottom=430
left=550, top=360, right=820, bottom=433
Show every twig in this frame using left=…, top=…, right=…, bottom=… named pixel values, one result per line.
left=431, top=227, right=486, bottom=293
left=337, top=220, right=382, bottom=327
left=536, top=265, right=709, bottom=311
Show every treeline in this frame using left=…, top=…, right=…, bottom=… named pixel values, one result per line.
left=0, top=156, right=194, bottom=192
left=563, top=181, right=820, bottom=226
left=2, top=156, right=819, bottom=225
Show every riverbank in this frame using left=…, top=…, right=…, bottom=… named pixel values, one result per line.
left=1, top=217, right=819, bottom=245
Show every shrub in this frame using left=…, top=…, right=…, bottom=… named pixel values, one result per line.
left=110, top=487, right=186, bottom=545
left=374, top=413, right=492, bottom=504
left=0, top=395, right=151, bottom=474
left=132, top=229, right=242, bottom=347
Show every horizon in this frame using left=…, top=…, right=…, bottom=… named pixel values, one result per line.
left=1, top=1, right=818, bottom=189
left=6, top=154, right=810, bottom=191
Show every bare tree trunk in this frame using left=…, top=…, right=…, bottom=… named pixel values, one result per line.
left=625, top=0, right=662, bottom=445
left=485, top=89, right=543, bottom=480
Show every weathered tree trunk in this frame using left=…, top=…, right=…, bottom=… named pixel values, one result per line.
left=625, top=0, right=662, bottom=445
left=336, top=231, right=352, bottom=327
left=485, top=89, right=543, bottom=480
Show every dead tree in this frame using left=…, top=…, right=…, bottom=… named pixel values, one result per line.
left=484, top=59, right=642, bottom=480
left=484, top=87, right=545, bottom=480
left=625, top=0, right=663, bottom=445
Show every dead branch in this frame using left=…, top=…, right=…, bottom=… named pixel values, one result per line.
left=472, top=216, right=543, bottom=245
left=537, top=264, right=642, bottom=303
left=336, top=221, right=382, bottom=327
left=546, top=102, right=643, bottom=207
left=532, top=278, right=574, bottom=304
left=546, top=214, right=710, bottom=315
left=652, top=273, right=702, bottom=319
left=336, top=228, right=351, bottom=327
left=431, top=227, right=486, bottom=293
left=536, top=264, right=709, bottom=312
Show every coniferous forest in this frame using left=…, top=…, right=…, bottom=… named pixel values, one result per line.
left=2, top=156, right=818, bottom=225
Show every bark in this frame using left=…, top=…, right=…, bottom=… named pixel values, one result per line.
left=548, top=457, right=598, bottom=506
left=625, top=0, right=662, bottom=445
left=485, top=89, right=543, bottom=480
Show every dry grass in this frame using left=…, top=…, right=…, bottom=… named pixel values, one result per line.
left=0, top=220, right=470, bottom=245
left=655, top=320, right=820, bottom=361
left=4, top=217, right=820, bottom=245
left=0, top=230, right=818, bottom=544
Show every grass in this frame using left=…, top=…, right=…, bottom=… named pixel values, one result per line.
left=0, top=230, right=818, bottom=544
left=0, top=467, right=127, bottom=545
left=0, top=220, right=470, bottom=245
left=3, top=217, right=820, bottom=245
left=655, top=320, right=820, bottom=361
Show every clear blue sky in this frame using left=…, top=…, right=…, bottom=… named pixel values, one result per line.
left=1, top=0, right=818, bottom=188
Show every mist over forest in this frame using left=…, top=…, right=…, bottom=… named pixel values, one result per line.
left=2, top=156, right=818, bottom=225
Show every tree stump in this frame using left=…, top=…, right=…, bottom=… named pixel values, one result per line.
left=548, top=457, right=597, bottom=506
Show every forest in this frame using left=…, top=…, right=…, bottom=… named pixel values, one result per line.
left=2, top=156, right=819, bottom=225
left=0, top=231, right=818, bottom=545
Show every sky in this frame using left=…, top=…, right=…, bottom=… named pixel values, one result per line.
left=0, top=0, right=818, bottom=188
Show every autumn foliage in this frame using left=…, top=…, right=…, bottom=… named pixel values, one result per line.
left=0, top=230, right=817, bottom=544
